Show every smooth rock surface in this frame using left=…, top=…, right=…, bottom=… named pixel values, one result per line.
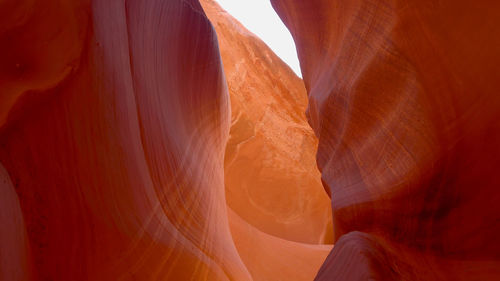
left=3, top=0, right=498, bottom=280
left=271, top=0, right=500, bottom=279
left=0, top=0, right=330, bottom=280
left=0, top=1, right=250, bottom=280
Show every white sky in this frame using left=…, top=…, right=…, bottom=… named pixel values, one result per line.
left=214, top=0, right=302, bottom=77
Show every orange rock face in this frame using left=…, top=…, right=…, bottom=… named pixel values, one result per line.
left=271, top=0, right=500, bottom=279
left=201, top=0, right=332, bottom=245
left=3, top=0, right=499, bottom=280
left=201, top=1, right=332, bottom=280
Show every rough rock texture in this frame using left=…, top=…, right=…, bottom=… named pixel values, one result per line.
left=201, top=1, right=332, bottom=280
left=271, top=0, right=500, bottom=280
left=0, top=0, right=251, bottom=280
left=201, top=0, right=332, bottom=245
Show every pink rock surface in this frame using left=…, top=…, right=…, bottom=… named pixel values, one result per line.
left=0, top=0, right=250, bottom=280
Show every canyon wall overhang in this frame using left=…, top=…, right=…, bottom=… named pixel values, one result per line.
left=1, top=0, right=499, bottom=280
left=271, top=0, right=500, bottom=279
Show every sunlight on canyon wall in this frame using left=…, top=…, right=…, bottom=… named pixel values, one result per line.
left=201, top=0, right=333, bottom=245
left=1, top=0, right=499, bottom=280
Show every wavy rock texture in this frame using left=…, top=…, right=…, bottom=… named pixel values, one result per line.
left=0, top=0, right=330, bottom=280
left=271, top=0, right=500, bottom=280
left=201, top=0, right=332, bottom=245
left=0, top=0, right=251, bottom=280
left=4, top=0, right=499, bottom=280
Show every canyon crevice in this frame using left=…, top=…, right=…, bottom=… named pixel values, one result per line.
left=1, top=0, right=499, bottom=280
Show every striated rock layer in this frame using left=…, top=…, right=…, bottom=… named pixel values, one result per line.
left=271, top=0, right=500, bottom=280
left=201, top=0, right=332, bottom=245
left=0, top=0, right=251, bottom=280
left=3, top=0, right=499, bottom=280
left=1, top=0, right=331, bottom=280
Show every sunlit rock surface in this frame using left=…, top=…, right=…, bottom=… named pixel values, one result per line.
left=227, top=209, right=330, bottom=281
left=3, top=0, right=499, bottom=280
left=201, top=1, right=332, bottom=280
left=201, top=0, right=332, bottom=245
left=271, top=0, right=500, bottom=280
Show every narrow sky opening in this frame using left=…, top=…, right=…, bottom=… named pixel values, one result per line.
left=214, top=0, right=302, bottom=78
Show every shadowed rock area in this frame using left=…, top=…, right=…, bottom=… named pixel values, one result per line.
left=1, top=0, right=499, bottom=280
left=271, top=0, right=500, bottom=280
left=1, top=0, right=250, bottom=280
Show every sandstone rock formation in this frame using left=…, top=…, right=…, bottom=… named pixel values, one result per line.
left=271, top=0, right=500, bottom=279
left=201, top=0, right=332, bottom=245
left=227, top=209, right=331, bottom=281
left=0, top=0, right=250, bottom=280
left=0, top=0, right=330, bottom=280
left=2, top=0, right=500, bottom=280
left=202, top=1, right=333, bottom=280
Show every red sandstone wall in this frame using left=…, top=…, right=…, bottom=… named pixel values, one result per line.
left=2, top=0, right=499, bottom=280
left=271, top=0, right=500, bottom=279
left=0, top=0, right=251, bottom=280
left=0, top=0, right=330, bottom=280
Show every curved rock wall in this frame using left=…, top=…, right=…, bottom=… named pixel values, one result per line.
left=3, top=0, right=499, bottom=280
left=0, top=0, right=251, bottom=280
left=271, top=0, right=500, bottom=279
left=0, top=0, right=331, bottom=280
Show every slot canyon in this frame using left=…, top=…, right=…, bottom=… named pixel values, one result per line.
left=0, top=0, right=499, bottom=280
